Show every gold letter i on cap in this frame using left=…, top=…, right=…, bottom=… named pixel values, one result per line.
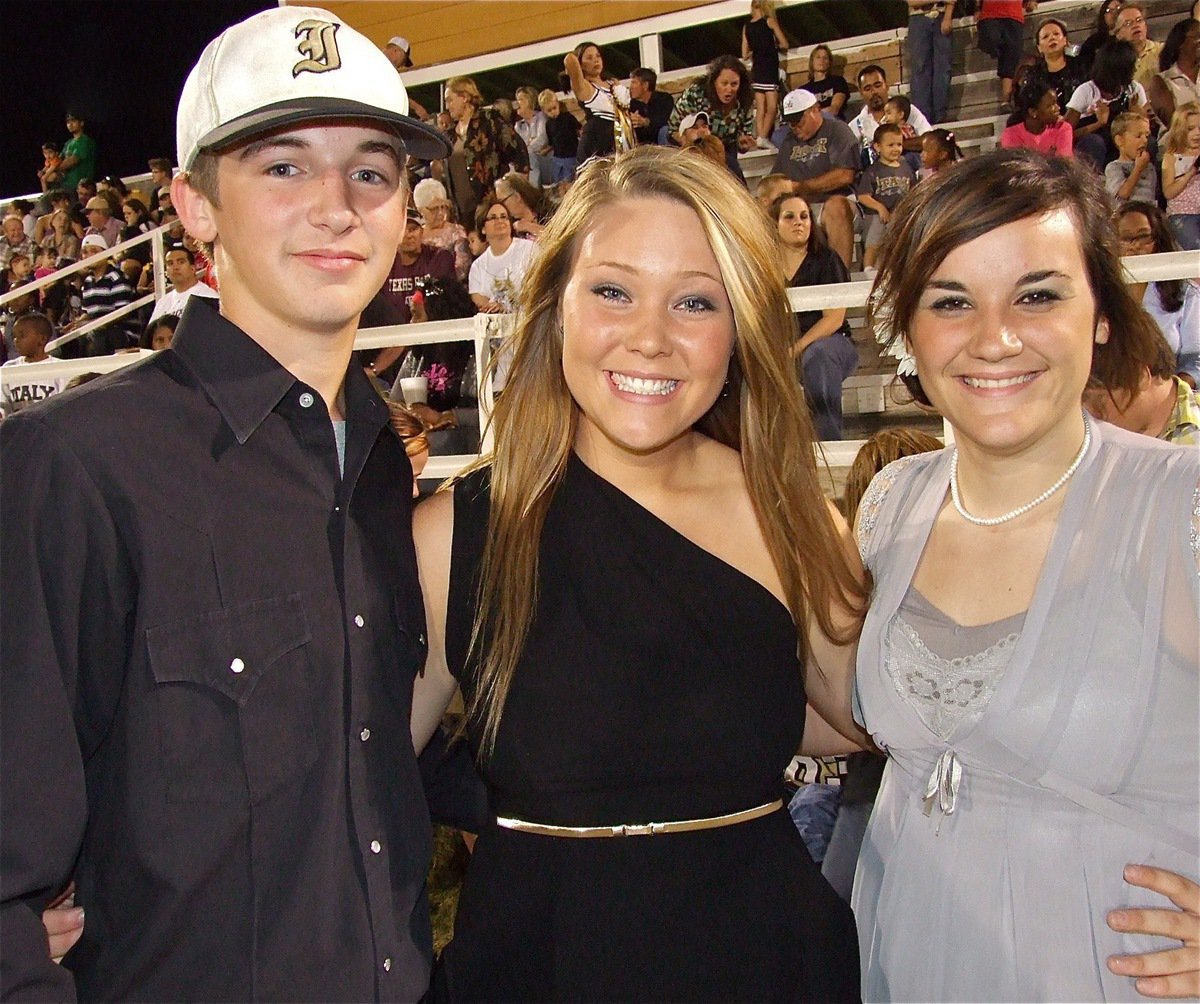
left=293, top=20, right=341, bottom=76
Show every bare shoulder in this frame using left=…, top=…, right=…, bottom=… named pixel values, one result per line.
left=413, top=487, right=454, bottom=550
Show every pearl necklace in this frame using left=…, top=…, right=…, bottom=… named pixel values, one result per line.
left=950, top=421, right=1091, bottom=527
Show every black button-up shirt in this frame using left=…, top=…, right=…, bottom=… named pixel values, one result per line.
left=1, top=298, right=432, bottom=1001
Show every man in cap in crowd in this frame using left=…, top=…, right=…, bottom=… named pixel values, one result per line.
left=676, top=110, right=713, bottom=148
left=384, top=35, right=430, bottom=121
left=772, top=88, right=861, bottom=268
left=83, top=195, right=121, bottom=249
left=1, top=6, right=450, bottom=1001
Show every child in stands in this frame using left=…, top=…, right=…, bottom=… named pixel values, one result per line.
left=1, top=313, right=68, bottom=417
left=1001, top=77, right=1074, bottom=157
left=919, top=128, right=962, bottom=178
left=538, top=88, right=580, bottom=184
left=856, top=124, right=916, bottom=268
left=1105, top=110, right=1156, bottom=203
left=1161, top=101, right=1200, bottom=249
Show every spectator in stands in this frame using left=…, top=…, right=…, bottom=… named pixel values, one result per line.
left=382, top=36, right=430, bottom=121
left=1034, top=17, right=1087, bottom=116
left=771, top=192, right=858, bottom=440
left=98, top=176, right=129, bottom=202
left=772, top=88, right=860, bottom=268
left=628, top=67, right=675, bottom=146
left=34, top=194, right=79, bottom=262
left=37, top=142, right=63, bottom=194
left=849, top=65, right=931, bottom=158
left=71, top=232, right=135, bottom=354
left=856, top=124, right=917, bottom=269
left=0, top=216, right=36, bottom=275
left=742, top=1, right=790, bottom=150
left=11, top=201, right=35, bottom=240
left=754, top=172, right=795, bottom=213
left=879, top=96, right=925, bottom=172
left=148, top=245, right=218, bottom=322
left=140, top=313, right=179, bottom=352
left=514, top=86, right=551, bottom=187
left=1113, top=3, right=1163, bottom=92
left=119, top=198, right=154, bottom=265
left=564, top=42, right=622, bottom=171
left=977, top=0, right=1039, bottom=110
left=0, top=313, right=67, bottom=418
left=83, top=196, right=121, bottom=249
left=146, top=157, right=172, bottom=207
left=678, top=111, right=713, bottom=149
left=1001, top=76, right=1074, bottom=156
left=74, top=177, right=96, bottom=211
left=59, top=112, right=96, bottom=194
left=469, top=198, right=537, bottom=313
left=1084, top=322, right=1200, bottom=445
left=156, top=185, right=173, bottom=222
left=1149, top=17, right=1200, bottom=128
left=905, top=1, right=957, bottom=125
left=1105, top=111, right=1156, bottom=202
left=1066, top=39, right=1148, bottom=169
left=919, top=127, right=963, bottom=177
left=800, top=44, right=850, bottom=120
left=1077, top=0, right=1124, bottom=77
left=440, top=76, right=530, bottom=230
left=495, top=172, right=549, bottom=239
left=413, top=178, right=472, bottom=281
left=1162, top=101, right=1200, bottom=249
left=2, top=253, right=32, bottom=299
left=1115, top=201, right=1200, bottom=385
left=492, top=98, right=516, bottom=125
left=667, top=54, right=757, bottom=177
left=539, top=88, right=580, bottom=184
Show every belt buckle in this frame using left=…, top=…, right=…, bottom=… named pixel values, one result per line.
left=615, top=822, right=656, bottom=836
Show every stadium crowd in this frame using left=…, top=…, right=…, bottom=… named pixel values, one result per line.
left=3, top=0, right=1197, bottom=434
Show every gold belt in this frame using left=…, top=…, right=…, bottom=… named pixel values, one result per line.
left=494, top=798, right=783, bottom=838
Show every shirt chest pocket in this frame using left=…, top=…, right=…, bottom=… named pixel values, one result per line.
left=146, top=594, right=316, bottom=804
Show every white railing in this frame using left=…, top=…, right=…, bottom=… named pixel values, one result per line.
left=0, top=224, right=173, bottom=352
left=6, top=249, right=1195, bottom=476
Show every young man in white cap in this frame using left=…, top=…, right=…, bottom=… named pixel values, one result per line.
left=771, top=88, right=861, bottom=268
left=1, top=7, right=450, bottom=1001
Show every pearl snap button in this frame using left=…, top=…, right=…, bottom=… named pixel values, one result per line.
left=230, top=657, right=245, bottom=674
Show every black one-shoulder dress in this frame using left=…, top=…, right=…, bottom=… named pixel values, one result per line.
left=436, top=454, right=859, bottom=1002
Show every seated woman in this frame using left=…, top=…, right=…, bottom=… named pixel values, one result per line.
left=413, top=178, right=472, bottom=283
left=1077, top=0, right=1125, bottom=76
left=1148, top=17, right=1200, bottom=129
left=1115, top=200, right=1200, bottom=385
left=1001, top=77, right=1074, bottom=156
left=1033, top=17, right=1087, bottom=116
left=667, top=55, right=758, bottom=178
left=771, top=192, right=858, bottom=441
left=413, top=145, right=867, bottom=1001
left=1066, top=39, right=1149, bottom=169
left=494, top=172, right=549, bottom=240
left=799, top=43, right=851, bottom=120
left=856, top=147, right=1199, bottom=1002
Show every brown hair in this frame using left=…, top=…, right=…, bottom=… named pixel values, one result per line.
left=843, top=428, right=943, bottom=527
left=457, top=145, right=868, bottom=755
left=868, top=147, right=1159, bottom=406
left=446, top=76, right=484, bottom=110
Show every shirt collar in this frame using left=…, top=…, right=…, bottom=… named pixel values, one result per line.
left=1164, top=376, right=1200, bottom=440
left=171, top=297, right=387, bottom=445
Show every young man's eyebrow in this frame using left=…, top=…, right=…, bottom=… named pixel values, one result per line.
left=235, top=135, right=405, bottom=170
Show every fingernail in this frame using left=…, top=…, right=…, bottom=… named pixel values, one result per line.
left=73, top=907, right=84, bottom=923
left=1109, top=955, right=1131, bottom=972
left=1109, top=910, right=1129, bottom=928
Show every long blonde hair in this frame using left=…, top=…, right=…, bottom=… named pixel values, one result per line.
left=460, top=145, right=868, bottom=755
left=1163, top=100, right=1200, bottom=156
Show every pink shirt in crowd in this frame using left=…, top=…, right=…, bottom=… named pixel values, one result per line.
left=1000, top=120, right=1074, bottom=158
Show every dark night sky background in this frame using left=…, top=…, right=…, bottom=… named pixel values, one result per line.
left=1, top=1, right=275, bottom=199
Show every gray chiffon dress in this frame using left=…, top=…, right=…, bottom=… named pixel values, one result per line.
left=851, top=419, right=1199, bottom=1002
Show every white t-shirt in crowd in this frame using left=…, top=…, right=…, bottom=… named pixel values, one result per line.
left=148, top=282, right=219, bottom=322
left=1065, top=80, right=1148, bottom=118
left=1, top=357, right=70, bottom=417
left=468, top=238, right=537, bottom=311
left=849, top=102, right=932, bottom=150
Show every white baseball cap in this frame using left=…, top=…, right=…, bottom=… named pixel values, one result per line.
left=81, top=233, right=109, bottom=252
left=781, top=88, right=819, bottom=121
left=387, top=36, right=410, bottom=53
left=176, top=7, right=448, bottom=171
left=679, top=111, right=710, bottom=133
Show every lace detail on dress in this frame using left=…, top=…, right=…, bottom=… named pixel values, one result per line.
left=886, top=616, right=1016, bottom=741
left=1191, top=480, right=1199, bottom=570
left=854, top=455, right=927, bottom=563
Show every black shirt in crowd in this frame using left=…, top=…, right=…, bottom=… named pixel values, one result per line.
left=788, top=245, right=853, bottom=339
left=0, top=297, right=433, bottom=1001
left=630, top=89, right=676, bottom=145
left=545, top=109, right=581, bottom=158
